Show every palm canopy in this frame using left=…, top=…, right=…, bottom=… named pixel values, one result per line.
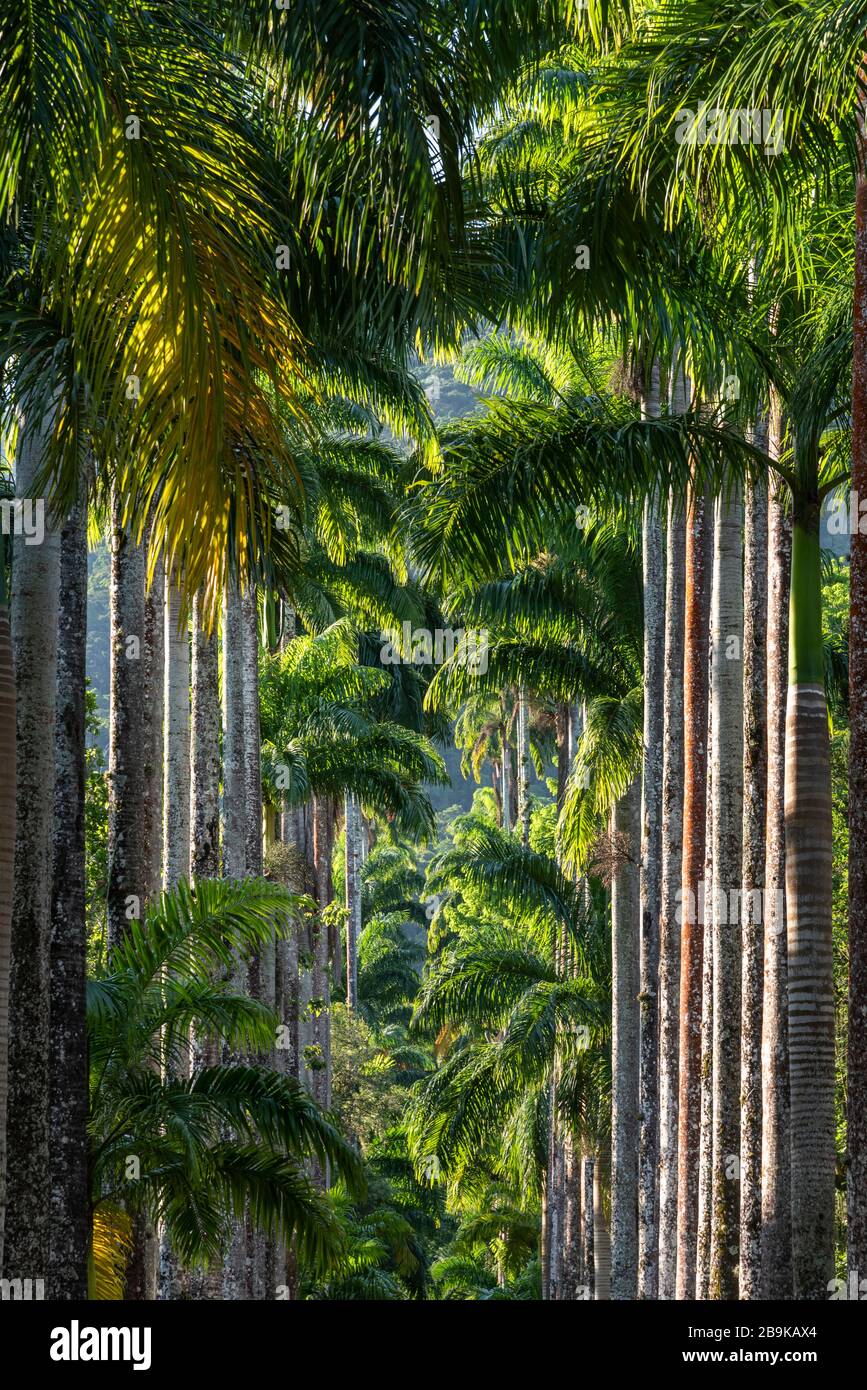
left=259, top=622, right=449, bottom=839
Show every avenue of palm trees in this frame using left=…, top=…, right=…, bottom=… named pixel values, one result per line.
left=0, top=0, right=865, bottom=1304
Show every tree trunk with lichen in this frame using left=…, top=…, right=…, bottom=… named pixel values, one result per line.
left=740, top=463, right=768, bottom=1301
left=611, top=778, right=640, bottom=1300
left=658, top=490, right=685, bottom=1300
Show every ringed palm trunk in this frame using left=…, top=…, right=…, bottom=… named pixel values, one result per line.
left=709, top=485, right=744, bottom=1301
left=108, top=489, right=146, bottom=949
left=49, top=491, right=89, bottom=1299
left=0, top=538, right=14, bottom=1275
left=5, top=416, right=61, bottom=1282
left=593, top=1151, right=612, bottom=1300
left=785, top=494, right=835, bottom=1300
left=848, top=123, right=867, bottom=1285
left=675, top=488, right=713, bottom=1299
left=739, top=463, right=768, bottom=1301
left=610, top=777, right=640, bottom=1300
left=761, top=465, right=793, bottom=1298
left=658, top=490, right=685, bottom=1299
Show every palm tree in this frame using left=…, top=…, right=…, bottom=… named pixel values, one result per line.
left=87, top=877, right=363, bottom=1295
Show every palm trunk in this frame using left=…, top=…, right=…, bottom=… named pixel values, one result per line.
left=241, top=581, right=269, bottom=1296
left=739, top=465, right=768, bottom=1301
left=222, top=577, right=246, bottom=878
left=676, top=488, right=713, bottom=1298
left=48, top=491, right=89, bottom=1299
left=220, top=576, right=249, bottom=1299
left=709, top=485, right=743, bottom=1301
left=163, top=569, right=190, bottom=889
left=695, top=740, right=714, bottom=1302
left=5, top=416, right=61, bottom=1281
left=191, top=589, right=220, bottom=877
left=593, top=1152, right=612, bottom=1300
left=786, top=496, right=835, bottom=1300
left=761, top=464, right=793, bottom=1297
left=108, top=489, right=146, bottom=948
left=517, top=686, right=531, bottom=845
left=159, top=569, right=191, bottom=1301
left=142, top=527, right=164, bottom=904
left=848, top=122, right=867, bottom=1286
left=501, top=724, right=513, bottom=833
left=610, top=777, right=640, bottom=1299
left=344, top=791, right=362, bottom=1009
left=312, top=794, right=333, bottom=1117
left=0, top=535, right=15, bottom=1275
left=582, top=1155, right=595, bottom=1300
left=658, top=491, right=685, bottom=1299
left=638, top=464, right=664, bottom=1300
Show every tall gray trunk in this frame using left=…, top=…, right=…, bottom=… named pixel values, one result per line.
left=696, top=609, right=715, bottom=1300
left=610, top=777, right=640, bottom=1299
left=191, top=589, right=220, bottom=877
left=582, top=1155, right=595, bottom=1300
left=163, top=570, right=190, bottom=889
left=593, top=1153, right=612, bottom=1300
left=108, top=489, right=146, bottom=949
left=517, top=686, right=531, bottom=845
left=740, top=464, right=768, bottom=1300
left=344, top=791, right=362, bottom=1009
left=638, top=396, right=664, bottom=1300
left=5, top=416, right=61, bottom=1281
left=142, top=530, right=164, bottom=903
left=658, top=491, right=685, bottom=1299
left=0, top=538, right=15, bottom=1275
left=675, top=489, right=713, bottom=1298
left=222, top=578, right=246, bottom=879
left=761, top=460, right=793, bottom=1298
left=49, top=491, right=89, bottom=1299
left=709, top=486, right=744, bottom=1300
